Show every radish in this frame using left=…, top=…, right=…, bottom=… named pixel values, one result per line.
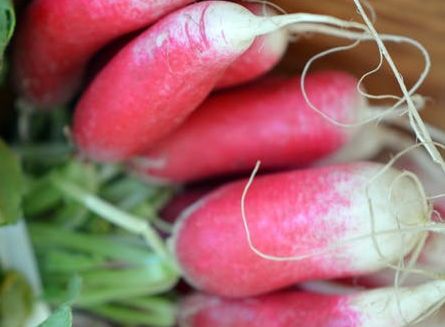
left=133, top=70, right=362, bottom=183
left=216, top=31, right=287, bottom=89
left=84, top=1, right=288, bottom=94
left=72, top=1, right=367, bottom=162
left=310, top=126, right=445, bottom=289
left=12, top=0, right=287, bottom=108
left=12, top=0, right=194, bottom=107
left=343, top=147, right=445, bottom=288
left=356, top=230, right=445, bottom=288
left=172, top=162, right=429, bottom=297
left=178, top=281, right=445, bottom=327
left=417, top=307, right=445, bottom=327
left=215, top=2, right=288, bottom=89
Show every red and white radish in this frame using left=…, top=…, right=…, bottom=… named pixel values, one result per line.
left=345, top=148, right=445, bottom=287
left=357, top=230, right=445, bottom=288
left=81, top=2, right=289, bottom=96
left=178, top=281, right=445, bottom=327
left=216, top=31, right=287, bottom=89
left=72, top=1, right=256, bottom=161
left=172, top=162, right=428, bottom=297
left=12, top=0, right=195, bottom=107
left=215, top=2, right=288, bottom=89
left=133, top=70, right=362, bottom=183
left=72, top=1, right=366, bottom=162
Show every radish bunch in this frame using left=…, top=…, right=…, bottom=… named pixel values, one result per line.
left=12, top=1, right=445, bottom=326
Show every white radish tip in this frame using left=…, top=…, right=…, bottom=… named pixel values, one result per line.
left=363, top=166, right=430, bottom=261
left=204, top=2, right=259, bottom=52
left=241, top=1, right=289, bottom=56
left=352, top=280, right=445, bottom=326
left=263, top=25, right=288, bottom=57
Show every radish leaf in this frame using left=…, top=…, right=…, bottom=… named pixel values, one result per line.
left=0, top=139, right=24, bottom=225
left=0, top=0, right=15, bottom=79
left=38, top=305, right=72, bottom=327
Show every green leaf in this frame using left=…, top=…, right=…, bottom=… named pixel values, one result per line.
left=23, top=176, right=61, bottom=217
left=38, top=305, right=72, bottom=327
left=0, top=270, right=34, bottom=327
left=0, top=139, right=25, bottom=225
left=0, top=0, right=15, bottom=78
left=56, top=160, right=99, bottom=195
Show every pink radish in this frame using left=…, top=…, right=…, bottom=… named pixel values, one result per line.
left=215, top=2, right=288, bottom=89
left=12, top=0, right=195, bottom=107
left=216, top=32, right=287, bottom=88
left=13, top=0, right=287, bottom=108
left=172, top=162, right=428, bottom=297
left=72, top=1, right=367, bottom=162
left=85, top=2, right=288, bottom=93
left=178, top=281, right=445, bottom=327
left=133, top=70, right=362, bottom=183
left=72, top=1, right=255, bottom=161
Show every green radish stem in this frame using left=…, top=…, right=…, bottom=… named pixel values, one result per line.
left=79, top=267, right=175, bottom=288
left=87, top=302, right=175, bottom=327
left=119, top=296, right=176, bottom=316
left=39, top=250, right=105, bottom=273
left=43, top=280, right=176, bottom=307
left=31, top=224, right=179, bottom=307
left=30, top=224, right=160, bottom=265
left=50, top=176, right=174, bottom=266
left=75, top=280, right=177, bottom=307
left=23, top=176, right=62, bottom=216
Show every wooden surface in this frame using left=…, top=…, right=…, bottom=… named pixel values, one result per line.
left=273, top=0, right=445, bottom=128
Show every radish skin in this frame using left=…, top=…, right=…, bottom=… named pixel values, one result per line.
left=215, top=3, right=288, bottom=89
left=216, top=30, right=287, bottom=88
left=86, top=5, right=287, bottom=95
left=179, top=281, right=445, bottom=327
left=72, top=1, right=369, bottom=162
left=134, top=71, right=361, bottom=183
left=416, top=307, right=445, bottom=327
left=12, top=0, right=194, bottom=107
left=357, top=230, right=445, bottom=288
left=172, top=162, right=428, bottom=297
left=73, top=1, right=257, bottom=162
